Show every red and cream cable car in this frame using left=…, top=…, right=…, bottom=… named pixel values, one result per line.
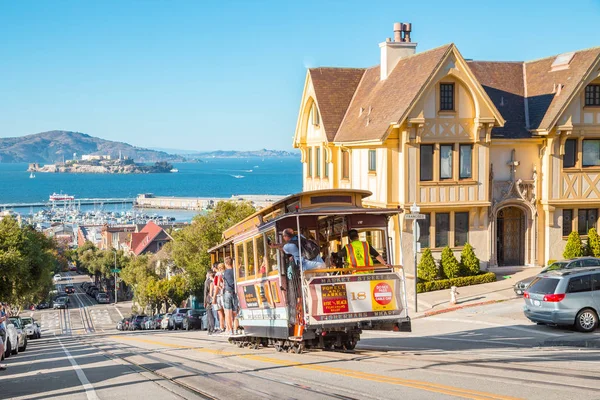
left=208, top=189, right=410, bottom=352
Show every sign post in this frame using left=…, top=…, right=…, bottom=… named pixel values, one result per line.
left=112, top=250, right=120, bottom=304
left=406, top=203, right=424, bottom=313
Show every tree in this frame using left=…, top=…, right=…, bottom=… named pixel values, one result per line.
left=166, top=275, right=189, bottom=308
left=170, top=200, right=255, bottom=295
left=563, top=231, right=583, bottom=259
left=417, top=248, right=438, bottom=281
left=587, top=228, right=600, bottom=257
left=440, top=246, right=461, bottom=279
left=120, top=255, right=156, bottom=310
left=460, top=243, right=480, bottom=276
left=0, top=216, right=57, bottom=308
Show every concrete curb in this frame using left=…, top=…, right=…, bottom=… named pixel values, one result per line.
left=542, top=338, right=600, bottom=348
left=414, top=299, right=510, bottom=319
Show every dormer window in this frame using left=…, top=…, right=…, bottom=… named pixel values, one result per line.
left=585, top=85, right=600, bottom=106
left=440, top=83, right=454, bottom=111
left=311, top=103, right=320, bottom=125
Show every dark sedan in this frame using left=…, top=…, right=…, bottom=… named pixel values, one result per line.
left=514, top=257, right=600, bottom=295
left=183, top=309, right=206, bottom=330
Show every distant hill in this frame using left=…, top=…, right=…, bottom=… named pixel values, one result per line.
left=0, top=131, right=186, bottom=163
left=188, top=149, right=300, bottom=158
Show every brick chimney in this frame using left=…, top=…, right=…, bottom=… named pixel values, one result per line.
left=380, top=22, right=417, bottom=80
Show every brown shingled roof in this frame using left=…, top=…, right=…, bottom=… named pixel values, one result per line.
left=309, top=68, right=365, bottom=141
left=526, top=47, right=600, bottom=131
left=334, top=44, right=453, bottom=143
left=469, top=61, right=529, bottom=138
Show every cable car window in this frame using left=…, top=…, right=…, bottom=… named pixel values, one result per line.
left=246, top=239, right=255, bottom=278
left=265, top=229, right=278, bottom=272
left=236, top=243, right=245, bottom=279
left=256, top=234, right=266, bottom=275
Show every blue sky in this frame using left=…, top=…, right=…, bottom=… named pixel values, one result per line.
left=1, top=0, right=599, bottom=151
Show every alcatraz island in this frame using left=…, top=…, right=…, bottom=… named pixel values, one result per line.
left=28, top=155, right=174, bottom=174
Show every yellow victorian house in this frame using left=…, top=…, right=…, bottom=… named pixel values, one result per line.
left=293, top=22, right=600, bottom=279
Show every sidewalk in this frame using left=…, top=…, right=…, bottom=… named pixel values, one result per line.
left=413, top=267, right=542, bottom=318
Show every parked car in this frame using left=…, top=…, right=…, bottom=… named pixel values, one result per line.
left=36, top=302, right=49, bottom=310
left=169, top=308, right=191, bottom=330
left=53, top=297, right=68, bottom=309
left=116, top=318, right=125, bottom=331
left=151, top=314, right=164, bottom=329
left=514, top=257, right=600, bottom=295
left=96, top=293, right=110, bottom=304
left=53, top=274, right=62, bottom=282
left=183, top=309, right=206, bottom=330
left=82, top=282, right=91, bottom=290
left=142, top=316, right=153, bottom=330
left=161, top=313, right=172, bottom=330
left=123, top=318, right=131, bottom=331
left=86, top=286, right=99, bottom=296
left=20, top=317, right=41, bottom=339
left=65, top=285, right=75, bottom=294
left=9, top=317, right=28, bottom=352
left=523, top=267, right=600, bottom=332
left=129, top=315, right=146, bottom=331
left=3, top=322, right=19, bottom=358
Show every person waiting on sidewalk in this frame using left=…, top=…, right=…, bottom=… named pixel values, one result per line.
left=269, top=228, right=325, bottom=271
left=204, top=270, right=216, bottom=335
left=0, top=304, right=7, bottom=370
left=222, top=257, right=238, bottom=336
left=212, top=263, right=226, bottom=333
left=338, top=229, right=391, bottom=273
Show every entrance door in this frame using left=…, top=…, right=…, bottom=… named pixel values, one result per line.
left=497, top=207, right=525, bottom=266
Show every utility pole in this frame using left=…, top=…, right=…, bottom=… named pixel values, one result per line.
left=113, top=250, right=118, bottom=304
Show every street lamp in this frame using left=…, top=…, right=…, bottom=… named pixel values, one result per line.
left=112, top=250, right=118, bottom=304
left=410, top=202, right=420, bottom=313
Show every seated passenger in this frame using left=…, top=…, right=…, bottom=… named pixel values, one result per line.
left=269, top=228, right=325, bottom=271
left=338, top=229, right=391, bottom=272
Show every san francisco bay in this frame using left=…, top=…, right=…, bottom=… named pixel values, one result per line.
left=0, top=157, right=302, bottom=204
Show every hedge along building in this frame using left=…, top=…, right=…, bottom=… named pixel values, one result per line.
left=292, top=22, right=600, bottom=280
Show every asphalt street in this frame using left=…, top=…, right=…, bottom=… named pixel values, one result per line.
left=1, top=273, right=599, bottom=400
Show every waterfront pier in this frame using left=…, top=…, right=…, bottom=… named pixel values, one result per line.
left=134, top=193, right=286, bottom=210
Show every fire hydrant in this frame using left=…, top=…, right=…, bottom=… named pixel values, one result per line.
left=450, top=286, right=459, bottom=305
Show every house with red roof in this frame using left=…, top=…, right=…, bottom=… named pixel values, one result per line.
left=129, top=221, right=173, bottom=256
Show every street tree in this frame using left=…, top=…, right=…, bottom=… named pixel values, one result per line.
left=170, top=200, right=255, bottom=295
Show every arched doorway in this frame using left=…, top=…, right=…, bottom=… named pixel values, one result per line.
left=496, top=207, right=525, bottom=266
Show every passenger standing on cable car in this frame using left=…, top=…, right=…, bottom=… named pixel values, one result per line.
left=338, top=229, right=391, bottom=273
left=269, top=228, right=325, bottom=271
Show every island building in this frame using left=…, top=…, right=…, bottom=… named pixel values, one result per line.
left=81, top=155, right=112, bottom=161
left=293, top=22, right=600, bottom=274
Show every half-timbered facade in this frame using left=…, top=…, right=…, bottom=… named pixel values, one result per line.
left=293, top=22, right=600, bottom=275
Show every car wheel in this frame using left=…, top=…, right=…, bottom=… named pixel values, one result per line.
left=11, top=340, right=18, bottom=355
left=575, top=308, right=599, bottom=333
left=5, top=340, right=11, bottom=358
left=19, top=339, right=27, bottom=352
left=185, top=321, right=189, bottom=331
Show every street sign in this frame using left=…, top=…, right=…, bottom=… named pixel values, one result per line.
left=111, top=268, right=121, bottom=273
left=405, top=213, right=426, bottom=220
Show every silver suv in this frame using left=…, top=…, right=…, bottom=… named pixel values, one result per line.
left=523, top=267, right=600, bottom=332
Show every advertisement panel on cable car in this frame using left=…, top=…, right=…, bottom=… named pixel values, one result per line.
left=307, top=272, right=404, bottom=324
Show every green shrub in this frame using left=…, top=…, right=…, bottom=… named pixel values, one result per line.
left=417, top=272, right=497, bottom=293
left=417, top=248, right=439, bottom=281
left=460, top=243, right=480, bottom=276
left=563, top=231, right=583, bottom=259
left=587, top=228, right=600, bottom=257
left=440, top=246, right=461, bottom=279
left=547, top=259, right=557, bottom=267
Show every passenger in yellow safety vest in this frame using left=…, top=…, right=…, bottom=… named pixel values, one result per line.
left=338, top=229, right=391, bottom=273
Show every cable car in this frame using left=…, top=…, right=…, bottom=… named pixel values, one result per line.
left=208, top=189, right=410, bottom=352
